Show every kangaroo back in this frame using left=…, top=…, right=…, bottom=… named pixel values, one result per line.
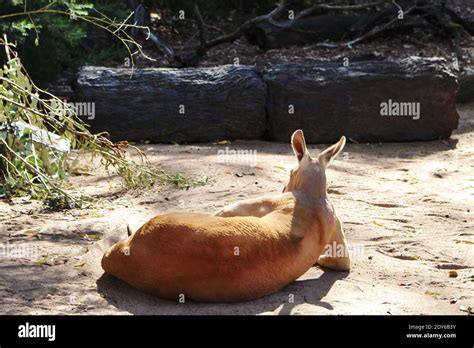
left=102, top=212, right=320, bottom=302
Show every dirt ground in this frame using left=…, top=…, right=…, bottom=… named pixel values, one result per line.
left=0, top=104, right=473, bottom=315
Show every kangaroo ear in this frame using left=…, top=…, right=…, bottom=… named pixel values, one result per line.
left=291, top=129, right=308, bottom=161
left=318, top=136, right=346, bottom=168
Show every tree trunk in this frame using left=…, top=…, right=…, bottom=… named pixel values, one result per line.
left=73, top=58, right=459, bottom=144
left=73, top=65, right=267, bottom=142
left=264, top=57, right=459, bottom=143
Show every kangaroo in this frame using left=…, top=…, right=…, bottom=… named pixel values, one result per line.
left=101, top=130, right=350, bottom=302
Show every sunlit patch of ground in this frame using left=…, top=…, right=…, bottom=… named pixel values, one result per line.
left=0, top=104, right=472, bottom=315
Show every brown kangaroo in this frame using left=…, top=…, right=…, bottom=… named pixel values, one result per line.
left=101, top=130, right=350, bottom=302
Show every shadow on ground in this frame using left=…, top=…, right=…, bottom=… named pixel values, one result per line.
left=96, top=269, right=348, bottom=315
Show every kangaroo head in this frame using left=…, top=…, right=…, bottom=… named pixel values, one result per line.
left=283, top=130, right=346, bottom=198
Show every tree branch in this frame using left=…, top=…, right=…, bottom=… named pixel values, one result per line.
left=268, top=0, right=390, bottom=30
left=194, top=0, right=288, bottom=50
left=193, top=0, right=208, bottom=53
left=296, top=0, right=389, bottom=20
left=313, top=4, right=417, bottom=48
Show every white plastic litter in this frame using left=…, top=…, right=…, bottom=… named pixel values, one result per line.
left=1, top=121, right=71, bottom=153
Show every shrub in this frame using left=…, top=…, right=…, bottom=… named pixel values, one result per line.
left=0, top=0, right=130, bottom=87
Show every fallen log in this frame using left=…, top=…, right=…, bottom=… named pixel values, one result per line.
left=74, top=58, right=459, bottom=144
left=264, top=57, right=459, bottom=143
left=245, top=15, right=359, bottom=49
left=457, top=67, right=474, bottom=103
left=73, top=65, right=267, bottom=142
left=243, top=2, right=471, bottom=51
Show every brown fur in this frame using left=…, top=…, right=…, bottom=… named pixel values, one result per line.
left=101, top=130, right=350, bottom=302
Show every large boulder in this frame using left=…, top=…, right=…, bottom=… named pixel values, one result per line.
left=264, top=57, right=459, bottom=143
left=73, top=65, right=267, bottom=142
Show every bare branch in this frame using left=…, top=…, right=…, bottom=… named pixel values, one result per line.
left=200, top=0, right=288, bottom=49
left=300, top=0, right=389, bottom=17
left=193, top=0, right=208, bottom=52
left=313, top=5, right=417, bottom=49
left=268, top=0, right=390, bottom=30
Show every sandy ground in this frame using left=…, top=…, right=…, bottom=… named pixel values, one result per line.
left=0, top=105, right=473, bottom=315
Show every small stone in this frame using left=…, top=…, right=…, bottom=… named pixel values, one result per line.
left=448, top=270, right=458, bottom=278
